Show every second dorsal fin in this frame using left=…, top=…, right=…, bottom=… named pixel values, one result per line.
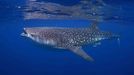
left=90, top=21, right=99, bottom=30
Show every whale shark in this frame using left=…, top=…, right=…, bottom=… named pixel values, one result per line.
left=21, top=23, right=119, bottom=61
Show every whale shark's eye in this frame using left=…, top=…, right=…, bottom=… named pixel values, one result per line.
left=23, top=30, right=27, bottom=34
left=30, top=34, right=35, bottom=37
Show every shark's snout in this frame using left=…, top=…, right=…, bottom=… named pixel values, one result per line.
left=21, top=28, right=28, bottom=37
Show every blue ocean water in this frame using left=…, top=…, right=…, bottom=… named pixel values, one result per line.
left=0, top=0, right=134, bottom=75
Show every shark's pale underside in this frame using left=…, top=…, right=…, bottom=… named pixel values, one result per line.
left=21, top=23, right=119, bottom=61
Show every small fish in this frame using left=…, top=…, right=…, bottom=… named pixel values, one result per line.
left=21, top=22, right=119, bottom=61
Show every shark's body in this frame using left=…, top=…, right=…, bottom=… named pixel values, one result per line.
left=21, top=23, right=118, bottom=61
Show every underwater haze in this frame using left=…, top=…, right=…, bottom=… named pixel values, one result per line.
left=0, top=0, right=134, bottom=75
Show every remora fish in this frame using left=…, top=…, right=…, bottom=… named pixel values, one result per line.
left=21, top=23, right=119, bottom=61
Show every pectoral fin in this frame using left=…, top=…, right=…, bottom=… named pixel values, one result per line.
left=69, top=46, right=94, bottom=61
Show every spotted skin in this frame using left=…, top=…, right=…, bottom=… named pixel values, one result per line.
left=21, top=26, right=118, bottom=61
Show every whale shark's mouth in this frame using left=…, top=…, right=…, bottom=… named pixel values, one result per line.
left=21, top=28, right=28, bottom=37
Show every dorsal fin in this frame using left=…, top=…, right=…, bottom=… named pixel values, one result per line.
left=90, top=21, right=99, bottom=30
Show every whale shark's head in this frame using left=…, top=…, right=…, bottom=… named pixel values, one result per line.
left=21, top=27, right=57, bottom=46
left=21, top=27, right=42, bottom=44
left=21, top=28, right=39, bottom=38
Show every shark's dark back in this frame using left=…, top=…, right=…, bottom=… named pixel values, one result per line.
left=51, top=28, right=94, bottom=46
